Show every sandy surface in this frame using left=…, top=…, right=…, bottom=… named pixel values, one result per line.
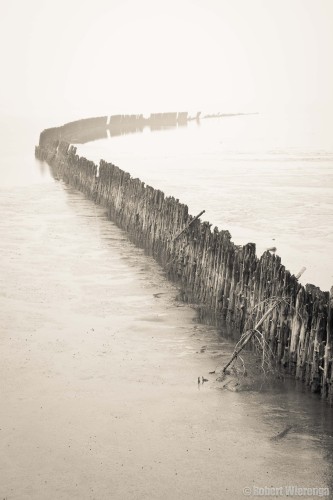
left=1, top=178, right=332, bottom=500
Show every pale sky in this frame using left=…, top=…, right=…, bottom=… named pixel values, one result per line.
left=1, top=0, right=333, bottom=122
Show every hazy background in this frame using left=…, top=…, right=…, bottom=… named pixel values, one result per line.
left=1, top=0, right=333, bottom=124
left=1, top=0, right=332, bottom=289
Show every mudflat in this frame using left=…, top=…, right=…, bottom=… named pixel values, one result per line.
left=0, top=181, right=331, bottom=499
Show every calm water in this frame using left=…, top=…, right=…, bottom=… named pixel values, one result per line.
left=1, top=116, right=333, bottom=499
left=79, top=111, right=333, bottom=291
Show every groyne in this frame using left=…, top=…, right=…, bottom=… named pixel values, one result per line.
left=35, top=115, right=333, bottom=401
left=39, top=112, right=191, bottom=145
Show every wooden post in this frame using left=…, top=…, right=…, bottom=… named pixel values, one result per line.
left=323, top=287, right=333, bottom=400
left=173, top=210, right=205, bottom=242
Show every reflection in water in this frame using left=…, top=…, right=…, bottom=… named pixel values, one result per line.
left=71, top=127, right=108, bottom=143
left=38, top=112, right=193, bottom=145
left=37, top=157, right=50, bottom=177
left=0, top=118, right=52, bottom=187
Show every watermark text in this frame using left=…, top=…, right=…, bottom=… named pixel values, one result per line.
left=242, top=485, right=330, bottom=497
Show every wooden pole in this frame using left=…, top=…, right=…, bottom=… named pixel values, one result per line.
left=295, top=267, right=306, bottom=280
left=173, top=210, right=205, bottom=242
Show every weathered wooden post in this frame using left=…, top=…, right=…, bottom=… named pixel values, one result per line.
left=323, top=287, right=333, bottom=401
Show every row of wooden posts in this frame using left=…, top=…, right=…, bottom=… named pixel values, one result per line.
left=35, top=124, right=333, bottom=401
left=38, top=113, right=190, bottom=146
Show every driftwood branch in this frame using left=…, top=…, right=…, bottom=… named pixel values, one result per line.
left=219, top=267, right=307, bottom=376
left=173, top=210, right=205, bottom=241
left=221, top=301, right=281, bottom=374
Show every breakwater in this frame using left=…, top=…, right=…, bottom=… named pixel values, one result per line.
left=35, top=115, right=333, bottom=401
left=39, top=112, right=191, bottom=146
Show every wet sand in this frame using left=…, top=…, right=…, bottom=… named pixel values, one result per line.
left=1, top=172, right=332, bottom=499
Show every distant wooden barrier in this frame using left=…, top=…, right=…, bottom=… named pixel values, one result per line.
left=39, top=112, right=190, bottom=145
left=35, top=116, right=333, bottom=402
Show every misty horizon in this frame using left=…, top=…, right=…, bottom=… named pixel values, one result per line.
left=1, top=0, right=333, bottom=122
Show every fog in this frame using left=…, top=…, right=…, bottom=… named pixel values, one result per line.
left=1, top=0, right=333, bottom=123
left=1, top=3, right=333, bottom=498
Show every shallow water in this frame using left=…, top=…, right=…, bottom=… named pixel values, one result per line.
left=1, top=118, right=333, bottom=499
left=78, top=111, right=333, bottom=291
